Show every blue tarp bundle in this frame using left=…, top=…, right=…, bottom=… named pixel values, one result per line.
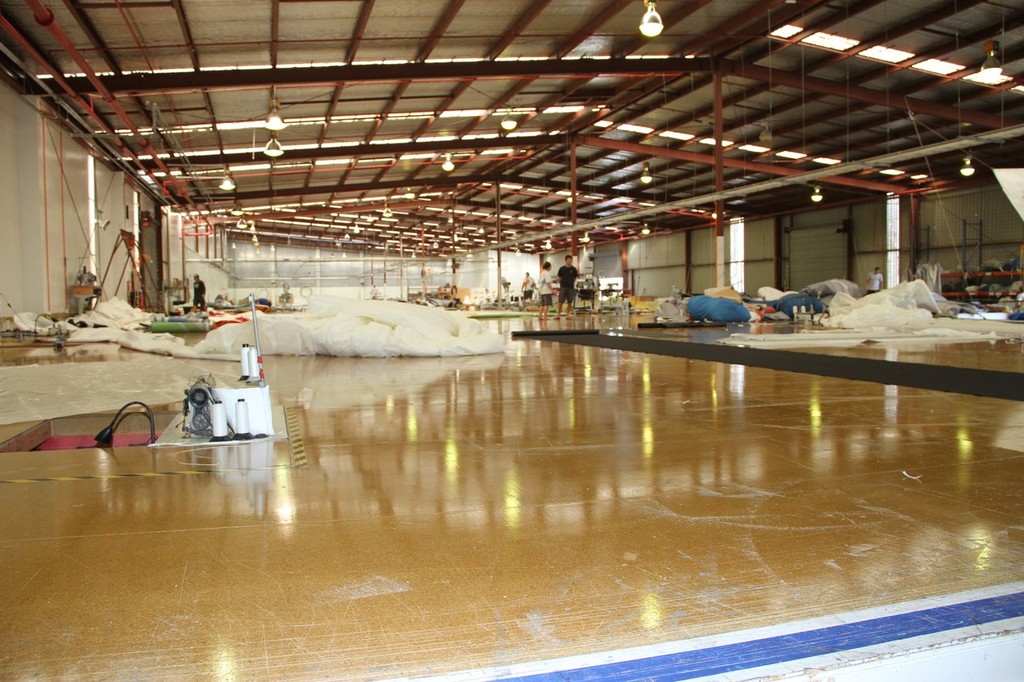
left=775, top=293, right=825, bottom=319
left=687, top=295, right=751, bottom=323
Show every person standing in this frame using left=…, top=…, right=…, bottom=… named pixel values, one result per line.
left=521, top=272, right=535, bottom=307
left=556, top=255, right=579, bottom=317
left=537, top=262, right=554, bottom=320
left=192, top=274, right=207, bottom=311
left=866, top=266, right=883, bottom=294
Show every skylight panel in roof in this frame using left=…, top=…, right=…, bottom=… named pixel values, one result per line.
left=910, top=174, right=928, bottom=180
left=962, top=71, right=1013, bottom=86
left=658, top=130, right=695, bottom=141
left=441, top=109, right=489, bottom=118
left=738, top=144, right=770, bottom=153
left=424, top=57, right=484, bottom=64
left=771, top=25, right=803, bottom=39
left=625, top=54, right=672, bottom=60
left=543, top=106, right=584, bottom=114
left=801, top=32, right=860, bottom=52
left=913, top=59, right=964, bottom=76
left=698, top=138, right=734, bottom=147
left=388, top=111, right=434, bottom=120
left=879, top=168, right=904, bottom=176
left=594, top=120, right=614, bottom=128
left=370, top=138, right=413, bottom=145
left=812, top=157, right=841, bottom=165
left=1013, top=86, right=1024, bottom=95
left=216, top=120, right=264, bottom=131
left=776, top=150, right=806, bottom=159
left=618, top=123, right=654, bottom=134
left=858, top=45, right=914, bottom=64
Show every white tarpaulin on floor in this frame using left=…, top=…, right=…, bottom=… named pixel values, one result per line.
left=193, top=295, right=505, bottom=357
left=61, top=296, right=505, bottom=358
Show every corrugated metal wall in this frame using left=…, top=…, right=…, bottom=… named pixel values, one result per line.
left=690, top=228, right=717, bottom=292
left=918, top=186, right=1024, bottom=273
left=586, top=182, right=1018, bottom=299
left=627, top=232, right=687, bottom=296
left=744, top=217, right=775, bottom=294
left=787, top=207, right=848, bottom=288
left=850, top=202, right=888, bottom=284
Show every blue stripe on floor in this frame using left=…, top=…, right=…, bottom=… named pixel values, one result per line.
left=506, top=590, right=1024, bottom=681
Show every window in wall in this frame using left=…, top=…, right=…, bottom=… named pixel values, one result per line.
left=728, top=216, right=745, bottom=292
left=87, top=156, right=97, bottom=275
left=885, top=193, right=899, bottom=286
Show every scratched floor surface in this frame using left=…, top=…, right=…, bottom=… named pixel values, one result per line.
left=1, top=316, right=1023, bottom=679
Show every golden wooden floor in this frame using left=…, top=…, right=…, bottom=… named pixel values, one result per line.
left=1, top=316, right=1023, bottom=679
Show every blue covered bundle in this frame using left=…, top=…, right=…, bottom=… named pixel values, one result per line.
left=776, top=293, right=825, bottom=319
left=687, top=295, right=752, bottom=323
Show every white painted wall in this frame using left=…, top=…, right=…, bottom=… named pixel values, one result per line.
left=0, top=87, right=43, bottom=314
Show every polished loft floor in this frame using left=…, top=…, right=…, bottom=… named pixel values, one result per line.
left=1, top=315, right=1023, bottom=680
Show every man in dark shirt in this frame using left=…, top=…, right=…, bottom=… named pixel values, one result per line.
left=556, top=255, right=579, bottom=317
left=192, top=274, right=207, bottom=311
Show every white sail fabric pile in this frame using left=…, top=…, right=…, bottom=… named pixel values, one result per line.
left=194, top=295, right=505, bottom=357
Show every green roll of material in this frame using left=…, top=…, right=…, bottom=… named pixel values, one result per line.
left=150, top=320, right=211, bottom=333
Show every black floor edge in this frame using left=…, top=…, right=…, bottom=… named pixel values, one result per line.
left=515, top=331, right=1024, bottom=402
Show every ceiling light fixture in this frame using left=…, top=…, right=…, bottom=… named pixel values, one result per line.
left=980, top=40, right=1002, bottom=76
left=580, top=233, right=591, bottom=243
left=811, top=186, right=823, bottom=203
left=265, top=100, right=287, bottom=131
left=640, top=162, right=653, bottom=184
left=236, top=218, right=247, bottom=229
left=759, top=122, right=773, bottom=144
left=639, top=0, right=663, bottom=38
left=218, top=173, right=235, bottom=191
left=641, top=223, right=651, bottom=235
left=230, top=204, right=244, bottom=216
left=960, top=156, right=976, bottom=177
left=382, top=204, right=393, bottom=218
left=501, top=111, right=518, bottom=132
left=263, top=134, right=284, bottom=158
left=441, top=153, right=455, bottom=172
